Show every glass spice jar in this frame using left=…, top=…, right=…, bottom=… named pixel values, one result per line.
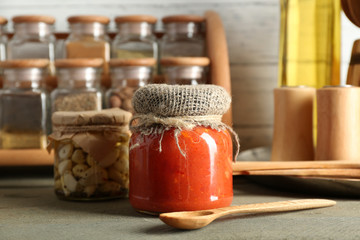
left=0, top=17, right=7, bottom=61
left=0, top=17, right=8, bottom=89
left=7, top=15, right=56, bottom=75
left=105, top=58, right=155, bottom=113
left=160, top=15, right=205, bottom=58
left=112, top=15, right=158, bottom=61
left=0, top=59, right=50, bottom=149
left=65, top=15, right=111, bottom=88
left=129, top=84, right=235, bottom=214
left=161, top=57, right=210, bottom=85
left=51, top=58, right=103, bottom=112
left=48, top=108, right=132, bottom=201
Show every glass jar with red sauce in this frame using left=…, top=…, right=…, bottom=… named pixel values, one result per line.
left=129, top=84, right=234, bottom=214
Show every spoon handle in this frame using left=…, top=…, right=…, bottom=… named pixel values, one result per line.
left=217, top=199, right=336, bottom=217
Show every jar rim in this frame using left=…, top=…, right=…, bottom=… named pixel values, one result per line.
left=109, top=58, right=156, bottom=67
left=52, top=108, right=132, bottom=126
left=0, top=59, right=49, bottom=69
left=162, top=15, right=205, bottom=23
left=55, top=58, right=104, bottom=68
left=12, top=15, right=55, bottom=24
left=67, top=15, right=110, bottom=25
left=115, top=15, right=157, bottom=24
left=0, top=17, right=8, bottom=25
left=160, top=57, right=210, bottom=67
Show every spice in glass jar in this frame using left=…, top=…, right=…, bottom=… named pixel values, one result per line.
left=161, top=15, right=205, bottom=58
left=51, top=58, right=103, bottom=112
left=0, top=59, right=50, bottom=149
left=0, top=17, right=8, bottom=88
left=112, top=15, right=158, bottom=60
left=48, top=108, right=132, bottom=201
left=105, top=58, right=155, bottom=113
left=161, top=57, right=209, bottom=85
left=65, top=15, right=111, bottom=88
left=129, top=84, right=238, bottom=214
left=7, top=15, right=56, bottom=75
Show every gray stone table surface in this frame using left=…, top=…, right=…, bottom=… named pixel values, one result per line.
left=1, top=167, right=360, bottom=240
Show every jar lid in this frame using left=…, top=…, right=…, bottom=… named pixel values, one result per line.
left=12, top=15, right=55, bottom=24
left=132, top=84, right=231, bottom=117
left=162, top=15, right=205, bottom=23
left=114, top=15, right=157, bottom=24
left=161, top=57, right=210, bottom=67
left=55, top=58, right=104, bottom=68
left=67, top=15, right=110, bottom=24
left=52, top=108, right=132, bottom=126
left=0, top=17, right=8, bottom=25
left=109, top=58, right=156, bottom=67
left=0, top=59, right=49, bottom=69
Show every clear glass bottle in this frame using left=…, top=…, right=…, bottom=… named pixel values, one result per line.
left=161, top=15, right=205, bottom=58
left=112, top=15, right=158, bottom=60
left=51, top=58, right=103, bottom=112
left=161, top=57, right=209, bottom=85
left=0, top=59, right=50, bottom=149
left=49, top=108, right=132, bottom=201
left=106, top=58, right=155, bottom=113
left=7, top=15, right=56, bottom=74
left=279, top=0, right=341, bottom=88
left=65, top=15, right=111, bottom=88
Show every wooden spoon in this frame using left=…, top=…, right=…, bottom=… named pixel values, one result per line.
left=342, top=0, right=360, bottom=28
left=159, top=199, right=336, bottom=230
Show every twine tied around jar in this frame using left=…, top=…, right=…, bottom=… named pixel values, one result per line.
left=130, top=84, right=240, bottom=160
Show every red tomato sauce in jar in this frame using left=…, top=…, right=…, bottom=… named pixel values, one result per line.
left=129, top=126, right=233, bottom=213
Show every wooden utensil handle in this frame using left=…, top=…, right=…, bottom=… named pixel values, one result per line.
left=235, top=168, right=360, bottom=178
left=218, top=199, right=336, bottom=216
left=232, top=161, right=360, bottom=171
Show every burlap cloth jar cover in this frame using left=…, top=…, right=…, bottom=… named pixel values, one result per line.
left=48, top=108, right=132, bottom=200
left=130, top=84, right=239, bottom=157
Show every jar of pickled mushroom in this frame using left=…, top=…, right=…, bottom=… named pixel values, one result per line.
left=0, top=59, right=50, bottom=149
left=129, top=84, right=237, bottom=214
left=105, top=58, right=155, bottom=113
left=160, top=57, right=209, bottom=85
left=48, top=108, right=132, bottom=201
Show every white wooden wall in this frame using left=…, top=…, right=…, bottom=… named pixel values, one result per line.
left=0, top=0, right=357, bottom=151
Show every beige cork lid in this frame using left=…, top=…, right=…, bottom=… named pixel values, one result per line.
left=12, top=15, right=55, bottom=24
left=52, top=108, right=132, bottom=126
left=109, top=58, right=156, bottom=67
left=114, top=15, right=157, bottom=24
left=0, top=17, right=8, bottom=25
left=0, top=59, right=49, bottom=69
left=160, top=57, right=210, bottom=67
left=162, top=15, right=205, bottom=23
left=67, top=15, right=110, bottom=24
left=55, top=58, right=104, bottom=68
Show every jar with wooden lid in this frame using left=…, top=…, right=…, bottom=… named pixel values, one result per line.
left=112, top=15, right=158, bottom=61
left=105, top=58, right=155, bottom=113
left=7, top=15, right=56, bottom=66
left=161, top=57, right=209, bottom=85
left=0, top=59, right=50, bottom=149
left=51, top=58, right=103, bottom=113
left=65, top=15, right=111, bottom=88
left=48, top=108, right=132, bottom=201
left=0, top=17, right=8, bottom=89
left=129, top=84, right=236, bottom=214
left=161, top=15, right=205, bottom=58
left=0, top=17, right=7, bottom=61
